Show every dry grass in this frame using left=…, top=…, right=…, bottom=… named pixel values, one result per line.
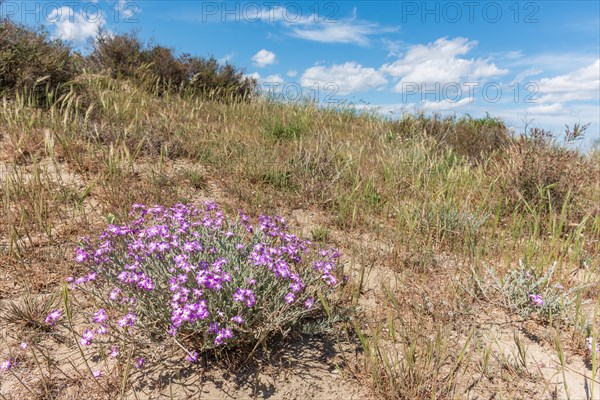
left=1, top=72, right=599, bottom=399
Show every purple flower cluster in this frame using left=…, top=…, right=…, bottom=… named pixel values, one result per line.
left=69, top=202, right=342, bottom=360
left=233, top=288, right=257, bottom=308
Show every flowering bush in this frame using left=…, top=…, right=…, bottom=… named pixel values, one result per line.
left=68, top=202, right=342, bottom=362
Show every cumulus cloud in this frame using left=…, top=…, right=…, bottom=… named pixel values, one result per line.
left=252, top=49, right=277, bottom=67
left=536, top=59, right=600, bottom=103
left=381, top=37, right=508, bottom=91
left=47, top=6, right=105, bottom=43
left=300, top=62, right=388, bottom=95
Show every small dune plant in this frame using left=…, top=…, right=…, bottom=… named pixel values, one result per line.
left=63, top=202, right=343, bottom=367
left=491, top=260, right=586, bottom=323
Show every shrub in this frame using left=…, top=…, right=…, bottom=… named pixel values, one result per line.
left=66, top=202, right=343, bottom=363
left=87, top=32, right=256, bottom=101
left=87, top=32, right=144, bottom=79
left=141, top=44, right=188, bottom=93
left=0, top=19, right=76, bottom=102
left=496, top=127, right=595, bottom=220
left=181, top=54, right=257, bottom=101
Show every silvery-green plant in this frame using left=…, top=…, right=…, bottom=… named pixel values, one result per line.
left=491, top=260, right=585, bottom=322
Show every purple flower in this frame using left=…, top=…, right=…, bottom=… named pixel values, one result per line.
left=231, top=315, right=244, bottom=325
left=233, top=289, right=244, bottom=302
left=208, top=322, right=220, bottom=333
left=528, top=294, right=544, bottom=307
left=215, top=328, right=233, bottom=345
left=74, top=247, right=89, bottom=263
left=233, top=288, right=257, bottom=308
left=20, top=342, right=28, bottom=350
left=97, top=325, right=108, bottom=335
left=80, top=329, right=95, bottom=346
left=245, top=293, right=256, bottom=308
left=186, top=351, right=199, bottom=363
left=289, top=281, right=304, bottom=293
left=109, top=288, right=121, bottom=301
left=284, top=292, right=296, bottom=304
left=92, top=370, right=102, bottom=379
left=304, top=297, right=315, bottom=310
left=45, top=309, right=62, bottom=326
left=135, top=357, right=145, bottom=369
left=118, top=313, right=137, bottom=328
left=322, top=274, right=338, bottom=286
left=92, top=308, right=108, bottom=324
left=110, top=346, right=120, bottom=358
left=0, top=359, right=13, bottom=371
left=586, top=337, right=600, bottom=354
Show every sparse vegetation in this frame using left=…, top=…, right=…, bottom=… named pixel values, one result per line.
left=1, top=22, right=599, bottom=399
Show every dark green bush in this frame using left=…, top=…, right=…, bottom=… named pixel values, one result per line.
left=181, top=54, right=256, bottom=101
left=87, top=32, right=144, bottom=78
left=141, top=45, right=188, bottom=93
left=87, top=32, right=256, bottom=101
left=0, top=19, right=76, bottom=102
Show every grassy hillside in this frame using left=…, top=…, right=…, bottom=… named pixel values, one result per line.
left=1, top=21, right=600, bottom=399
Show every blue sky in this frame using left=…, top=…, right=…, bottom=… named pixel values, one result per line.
left=3, top=0, right=599, bottom=148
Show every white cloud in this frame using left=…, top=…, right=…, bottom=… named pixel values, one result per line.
left=505, top=52, right=599, bottom=74
left=514, top=67, right=543, bottom=83
left=419, top=97, right=472, bottom=111
left=382, top=39, right=405, bottom=58
left=47, top=6, right=105, bottom=43
left=300, top=62, right=388, bottom=95
left=114, top=0, right=139, bottom=19
left=252, top=49, right=277, bottom=67
left=218, top=53, right=234, bottom=64
left=381, top=37, right=508, bottom=91
left=526, top=103, right=564, bottom=115
left=246, top=73, right=283, bottom=85
left=536, top=59, right=600, bottom=102
left=287, top=69, right=298, bottom=77
left=260, top=6, right=396, bottom=46
left=291, top=21, right=394, bottom=46
left=262, top=74, right=284, bottom=84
